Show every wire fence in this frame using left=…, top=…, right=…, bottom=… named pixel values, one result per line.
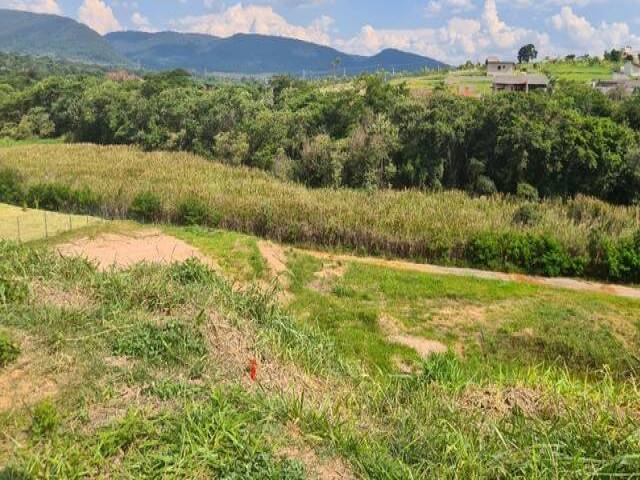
left=0, top=210, right=104, bottom=243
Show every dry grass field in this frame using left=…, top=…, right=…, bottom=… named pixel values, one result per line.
left=0, top=203, right=101, bottom=242
left=1, top=144, right=638, bottom=269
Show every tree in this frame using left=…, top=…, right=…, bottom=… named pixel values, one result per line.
left=518, top=44, right=538, bottom=64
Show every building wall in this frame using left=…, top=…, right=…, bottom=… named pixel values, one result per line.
left=487, top=63, right=515, bottom=76
left=623, top=62, right=640, bottom=78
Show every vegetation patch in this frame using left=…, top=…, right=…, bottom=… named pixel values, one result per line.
left=0, top=331, right=20, bottom=368
left=111, top=321, right=206, bottom=366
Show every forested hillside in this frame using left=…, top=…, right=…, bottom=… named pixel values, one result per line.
left=106, top=31, right=445, bottom=75
left=0, top=9, right=128, bottom=65
left=1, top=64, right=639, bottom=205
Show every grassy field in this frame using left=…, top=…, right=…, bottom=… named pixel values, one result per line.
left=1, top=144, right=639, bottom=279
left=541, top=61, right=617, bottom=83
left=1, top=223, right=639, bottom=478
left=0, top=203, right=102, bottom=242
left=393, top=61, right=618, bottom=96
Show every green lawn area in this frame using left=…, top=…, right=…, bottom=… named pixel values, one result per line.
left=0, top=203, right=102, bottom=242
left=541, top=61, right=617, bottom=83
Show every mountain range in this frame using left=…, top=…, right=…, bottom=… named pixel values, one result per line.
left=0, top=8, right=447, bottom=75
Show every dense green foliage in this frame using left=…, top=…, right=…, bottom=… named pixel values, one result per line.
left=2, top=64, right=640, bottom=204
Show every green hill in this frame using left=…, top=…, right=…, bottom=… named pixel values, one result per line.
left=105, top=31, right=447, bottom=75
left=0, top=9, right=128, bottom=65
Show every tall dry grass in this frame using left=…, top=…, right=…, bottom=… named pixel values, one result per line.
left=2, top=143, right=638, bottom=261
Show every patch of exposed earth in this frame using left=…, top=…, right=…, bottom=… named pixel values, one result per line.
left=56, top=230, right=218, bottom=271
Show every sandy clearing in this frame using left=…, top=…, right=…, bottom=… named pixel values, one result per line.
left=56, top=230, right=217, bottom=271
left=303, top=250, right=640, bottom=300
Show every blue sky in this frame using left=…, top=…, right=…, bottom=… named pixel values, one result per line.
left=2, top=0, right=640, bottom=63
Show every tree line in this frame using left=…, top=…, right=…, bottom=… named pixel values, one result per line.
left=1, top=64, right=640, bottom=204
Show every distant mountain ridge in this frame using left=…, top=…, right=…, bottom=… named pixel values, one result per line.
left=105, top=31, right=447, bottom=75
left=0, top=9, right=447, bottom=75
left=0, top=9, right=128, bottom=65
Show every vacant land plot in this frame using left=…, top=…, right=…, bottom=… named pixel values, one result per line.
left=0, top=203, right=101, bottom=242
left=2, top=225, right=639, bottom=478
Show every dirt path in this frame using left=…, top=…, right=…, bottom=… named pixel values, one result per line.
left=299, top=250, right=640, bottom=300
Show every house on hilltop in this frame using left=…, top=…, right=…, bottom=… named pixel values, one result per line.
left=486, top=57, right=515, bottom=76
left=493, top=74, right=549, bottom=92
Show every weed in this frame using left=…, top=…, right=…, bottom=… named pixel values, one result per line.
left=0, top=332, right=20, bottom=367
left=31, top=401, right=60, bottom=437
left=112, top=321, right=206, bottom=366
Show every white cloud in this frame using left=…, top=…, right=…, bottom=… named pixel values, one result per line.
left=0, top=0, right=61, bottom=14
left=337, top=0, right=549, bottom=63
left=77, top=0, right=122, bottom=34
left=131, top=11, right=154, bottom=31
left=551, top=6, right=640, bottom=56
left=173, top=3, right=333, bottom=45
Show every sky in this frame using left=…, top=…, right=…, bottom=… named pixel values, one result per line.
left=2, top=0, right=640, bottom=63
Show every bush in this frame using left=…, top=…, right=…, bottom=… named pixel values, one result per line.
left=130, top=191, right=163, bottom=223
left=466, top=231, right=584, bottom=277
left=516, top=182, right=540, bottom=202
left=512, top=204, right=543, bottom=227
left=588, top=230, right=640, bottom=283
left=0, top=167, right=24, bottom=204
left=175, top=197, right=218, bottom=227
left=0, top=332, right=20, bottom=368
left=25, top=183, right=100, bottom=213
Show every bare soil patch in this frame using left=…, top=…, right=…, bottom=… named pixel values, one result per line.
left=204, top=312, right=323, bottom=397
left=56, top=230, right=217, bottom=271
left=30, top=281, right=92, bottom=311
left=0, top=339, right=64, bottom=413
left=258, top=241, right=289, bottom=283
left=459, top=386, right=554, bottom=418
left=309, top=261, right=347, bottom=293
left=278, top=424, right=355, bottom=480
left=379, top=314, right=448, bottom=359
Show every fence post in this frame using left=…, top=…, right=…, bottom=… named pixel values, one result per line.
left=69, top=215, right=72, bottom=231
left=16, top=217, right=21, bottom=243
left=44, top=211, right=48, bottom=239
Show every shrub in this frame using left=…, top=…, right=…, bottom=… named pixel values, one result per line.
left=473, top=175, right=497, bottom=196
left=130, top=191, right=163, bottom=223
left=25, top=183, right=100, bottom=213
left=516, top=182, right=540, bottom=202
left=0, top=332, right=20, bottom=368
left=0, top=167, right=25, bottom=204
left=176, top=197, right=218, bottom=227
left=512, top=204, right=543, bottom=227
left=588, top=230, right=640, bottom=283
left=466, top=231, right=584, bottom=277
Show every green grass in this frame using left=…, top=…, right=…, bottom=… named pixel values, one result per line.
left=1, top=224, right=640, bottom=478
left=541, top=61, right=617, bottom=83
left=166, top=226, right=267, bottom=282
left=0, top=202, right=102, bottom=242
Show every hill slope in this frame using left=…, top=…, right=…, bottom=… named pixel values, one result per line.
left=105, top=31, right=447, bottom=75
left=0, top=9, right=128, bottom=65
